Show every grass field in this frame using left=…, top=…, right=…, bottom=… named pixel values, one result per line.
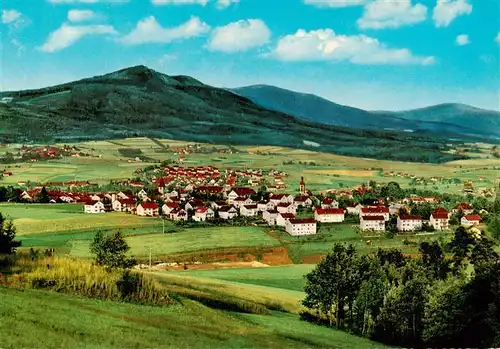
left=0, top=204, right=164, bottom=236
left=1, top=287, right=385, bottom=349
left=69, top=226, right=281, bottom=259
left=176, top=264, right=314, bottom=292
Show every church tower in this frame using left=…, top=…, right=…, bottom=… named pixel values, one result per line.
left=299, top=177, right=306, bottom=195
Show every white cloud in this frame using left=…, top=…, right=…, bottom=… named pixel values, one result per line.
left=40, top=23, right=118, bottom=52
left=2, top=9, right=22, bottom=24
left=157, top=53, right=178, bottom=68
left=68, top=10, right=98, bottom=22
left=120, top=16, right=210, bottom=45
left=303, top=0, right=368, bottom=7
left=433, top=0, right=472, bottom=27
left=496, top=33, right=500, bottom=44
left=358, top=0, right=427, bottom=29
left=268, top=29, right=435, bottom=66
left=455, top=34, right=470, bottom=46
left=207, top=19, right=271, bottom=52
left=216, top=0, right=239, bottom=8
left=151, top=0, right=209, bottom=5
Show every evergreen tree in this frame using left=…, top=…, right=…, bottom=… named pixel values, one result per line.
left=36, top=186, right=50, bottom=203
left=0, top=213, right=21, bottom=254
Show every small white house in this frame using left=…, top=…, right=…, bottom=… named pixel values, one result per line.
left=360, top=207, right=390, bottom=221
left=430, top=208, right=449, bottom=230
left=397, top=215, right=422, bottom=232
left=240, top=204, right=258, bottom=217
left=136, top=203, right=159, bottom=217
left=277, top=203, right=296, bottom=215
left=285, top=218, right=317, bottom=236
left=276, top=213, right=295, bottom=227
left=218, top=206, right=238, bottom=220
left=461, top=214, right=481, bottom=227
left=294, top=195, right=312, bottom=207
left=84, top=200, right=105, bottom=214
left=233, top=197, right=252, bottom=209
left=321, top=197, right=339, bottom=209
left=193, top=207, right=215, bottom=222
left=314, top=208, right=345, bottom=223
left=360, top=215, right=385, bottom=231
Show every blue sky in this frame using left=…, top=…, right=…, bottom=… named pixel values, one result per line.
left=1, top=0, right=499, bottom=111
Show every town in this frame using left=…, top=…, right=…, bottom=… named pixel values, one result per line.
left=12, top=163, right=485, bottom=238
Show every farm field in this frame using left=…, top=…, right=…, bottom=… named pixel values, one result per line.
left=0, top=204, right=163, bottom=236
left=1, top=138, right=498, bottom=194
left=69, top=226, right=281, bottom=259
left=1, top=287, right=385, bottom=349
left=176, top=264, right=315, bottom=292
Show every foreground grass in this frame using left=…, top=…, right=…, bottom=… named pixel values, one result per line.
left=1, top=287, right=385, bottom=349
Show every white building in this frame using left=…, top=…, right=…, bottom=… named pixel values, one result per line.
left=314, top=208, right=345, bottom=223
left=233, top=197, right=252, bottom=209
left=270, top=194, right=294, bottom=206
left=461, top=215, right=481, bottom=227
left=276, top=213, right=295, bottom=227
left=360, top=215, right=385, bottom=231
left=360, top=207, right=390, bottom=221
left=240, top=204, right=258, bottom=217
left=321, top=197, right=339, bottom=209
left=397, top=215, right=422, bottom=232
left=277, top=203, right=296, bottom=215
left=112, top=199, right=136, bottom=212
left=193, top=207, right=215, bottom=222
left=84, top=200, right=105, bottom=214
left=263, top=210, right=279, bottom=226
left=294, top=195, right=312, bottom=207
left=285, top=218, right=317, bottom=236
left=430, top=208, right=449, bottom=230
left=136, top=203, right=159, bottom=217
left=218, top=206, right=238, bottom=220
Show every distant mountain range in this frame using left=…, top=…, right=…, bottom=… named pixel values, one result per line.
left=229, top=85, right=500, bottom=138
left=0, top=65, right=476, bottom=163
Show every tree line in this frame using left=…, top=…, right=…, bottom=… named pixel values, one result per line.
left=302, top=227, right=500, bottom=347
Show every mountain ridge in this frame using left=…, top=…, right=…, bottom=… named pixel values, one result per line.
left=229, top=84, right=499, bottom=138
left=0, top=65, right=473, bottom=163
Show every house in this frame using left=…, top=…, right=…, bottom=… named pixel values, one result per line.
left=136, top=203, right=159, bottom=217
left=360, top=215, right=385, bottom=231
left=453, top=203, right=474, bottom=215
left=430, top=208, right=449, bottom=230
left=314, top=208, right=345, bottom=223
left=240, top=204, right=258, bottom=217
left=170, top=208, right=188, bottom=221
left=193, top=207, right=215, bottom=222
left=218, top=206, right=238, bottom=220
left=2, top=171, right=13, bottom=176
left=84, top=200, right=105, bottom=214
left=360, top=206, right=390, bottom=221
left=210, top=201, right=226, bottom=210
left=269, top=194, right=294, bottom=206
left=162, top=202, right=179, bottom=215
left=277, top=202, right=296, bottom=215
left=321, top=197, right=339, bottom=209
left=461, top=214, right=481, bottom=227
left=185, top=199, right=204, bottom=212
left=389, top=203, right=406, bottom=215
left=113, top=199, right=136, bottom=212
left=397, top=215, right=422, bottom=232
left=285, top=218, right=317, bottom=236
left=232, top=196, right=252, bottom=209
left=227, top=188, right=256, bottom=202
left=263, top=210, right=279, bottom=225
left=137, top=189, right=149, bottom=200
left=294, top=195, right=312, bottom=207
left=257, top=201, right=270, bottom=212
left=276, top=212, right=295, bottom=226
left=346, top=203, right=360, bottom=215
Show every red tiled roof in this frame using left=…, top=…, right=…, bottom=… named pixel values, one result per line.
left=322, top=197, right=334, bottom=204
left=289, top=218, right=316, bottom=224
left=455, top=203, right=473, bottom=210
left=232, top=188, right=256, bottom=196
left=279, top=213, right=295, bottom=219
left=463, top=214, right=481, bottom=221
left=432, top=208, right=449, bottom=219
left=361, top=215, right=385, bottom=221
left=316, top=208, right=344, bottom=215
left=196, top=207, right=209, bottom=214
left=277, top=203, right=291, bottom=207
left=140, top=203, right=158, bottom=209
left=244, top=204, right=258, bottom=209
left=119, top=199, right=136, bottom=205
left=399, top=215, right=421, bottom=221
left=361, top=207, right=389, bottom=214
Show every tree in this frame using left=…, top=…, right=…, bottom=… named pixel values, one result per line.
left=0, top=213, right=21, bottom=254
left=303, top=244, right=366, bottom=328
left=36, top=186, right=50, bottom=203
left=90, top=231, right=135, bottom=269
left=419, top=241, right=450, bottom=280
left=488, top=215, right=500, bottom=240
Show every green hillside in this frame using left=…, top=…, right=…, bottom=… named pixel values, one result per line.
left=0, top=65, right=467, bottom=163
left=1, top=287, right=386, bottom=349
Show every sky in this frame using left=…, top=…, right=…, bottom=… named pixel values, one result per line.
left=1, top=0, right=499, bottom=111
